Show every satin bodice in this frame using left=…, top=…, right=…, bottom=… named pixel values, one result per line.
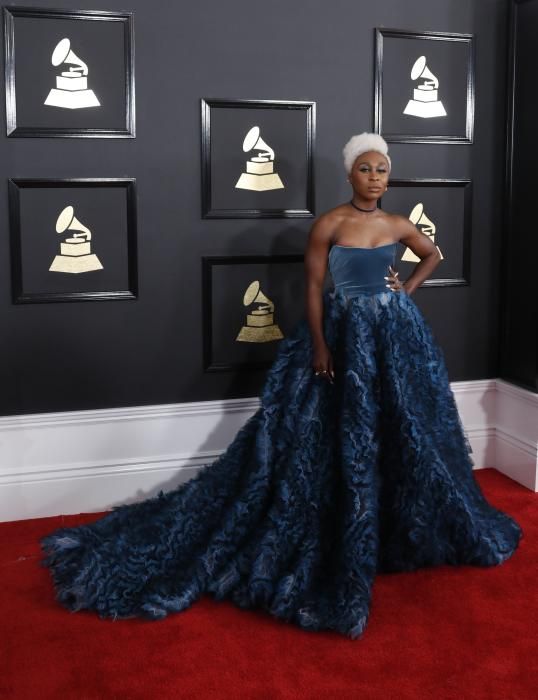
left=328, top=242, right=397, bottom=296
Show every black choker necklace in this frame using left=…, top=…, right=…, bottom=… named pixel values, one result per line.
left=349, top=200, right=377, bottom=213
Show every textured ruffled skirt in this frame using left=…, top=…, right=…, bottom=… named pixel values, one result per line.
left=40, top=288, right=523, bottom=639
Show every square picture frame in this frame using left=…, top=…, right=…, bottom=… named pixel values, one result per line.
left=380, top=178, right=472, bottom=286
left=201, top=98, right=315, bottom=218
left=374, top=28, right=475, bottom=144
left=4, top=6, right=135, bottom=138
left=9, top=178, right=138, bottom=303
left=202, top=254, right=305, bottom=371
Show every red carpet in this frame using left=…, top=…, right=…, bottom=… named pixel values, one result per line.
left=1, top=468, right=536, bottom=700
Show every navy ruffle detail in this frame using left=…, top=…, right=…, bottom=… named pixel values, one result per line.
left=40, top=288, right=523, bottom=639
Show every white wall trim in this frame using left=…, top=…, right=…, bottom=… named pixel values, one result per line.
left=494, top=379, right=538, bottom=491
left=1, top=379, right=536, bottom=522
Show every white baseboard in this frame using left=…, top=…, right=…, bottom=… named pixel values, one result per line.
left=450, top=379, right=537, bottom=491
left=494, top=380, right=538, bottom=491
left=1, top=379, right=536, bottom=523
left=0, top=398, right=260, bottom=523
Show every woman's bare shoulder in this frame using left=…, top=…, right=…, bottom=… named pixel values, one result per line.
left=381, top=210, right=407, bottom=224
left=380, top=211, right=414, bottom=234
left=307, top=205, right=348, bottom=247
left=313, top=203, right=349, bottom=227
left=376, top=208, right=398, bottom=221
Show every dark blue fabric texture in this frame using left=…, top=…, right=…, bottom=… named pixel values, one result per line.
left=40, top=245, right=523, bottom=640
left=329, top=241, right=398, bottom=295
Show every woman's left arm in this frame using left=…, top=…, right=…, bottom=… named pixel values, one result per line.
left=393, top=218, right=442, bottom=295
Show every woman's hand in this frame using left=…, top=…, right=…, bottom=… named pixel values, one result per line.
left=312, top=342, right=335, bottom=383
left=384, top=266, right=408, bottom=294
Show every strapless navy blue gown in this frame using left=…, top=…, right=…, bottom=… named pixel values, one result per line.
left=40, top=243, right=523, bottom=639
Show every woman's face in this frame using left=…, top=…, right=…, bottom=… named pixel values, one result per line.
left=348, top=151, right=390, bottom=200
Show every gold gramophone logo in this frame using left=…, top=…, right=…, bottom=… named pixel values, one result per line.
left=403, top=56, right=447, bottom=118
left=235, top=126, right=284, bottom=191
left=49, top=206, right=104, bottom=274
left=235, top=281, right=284, bottom=343
left=44, top=38, right=100, bottom=109
left=401, top=203, right=444, bottom=262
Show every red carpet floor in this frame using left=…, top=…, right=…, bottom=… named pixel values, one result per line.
left=1, top=467, right=536, bottom=700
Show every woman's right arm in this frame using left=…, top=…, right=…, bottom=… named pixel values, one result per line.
left=304, top=215, right=335, bottom=380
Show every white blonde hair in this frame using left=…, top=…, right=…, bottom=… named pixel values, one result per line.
left=342, top=132, right=391, bottom=174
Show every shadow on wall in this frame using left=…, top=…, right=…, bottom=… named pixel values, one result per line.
left=105, top=156, right=343, bottom=507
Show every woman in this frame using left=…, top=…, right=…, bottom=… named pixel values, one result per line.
left=40, top=133, right=522, bottom=640
left=305, top=132, right=442, bottom=383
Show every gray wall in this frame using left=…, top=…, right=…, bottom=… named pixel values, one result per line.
left=0, top=0, right=509, bottom=415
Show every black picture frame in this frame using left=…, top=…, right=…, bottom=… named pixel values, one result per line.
left=201, top=98, right=315, bottom=218
left=4, top=6, right=135, bottom=138
left=9, top=178, right=138, bottom=303
left=374, top=28, right=475, bottom=144
left=380, top=178, right=472, bottom=286
left=202, top=254, right=305, bottom=371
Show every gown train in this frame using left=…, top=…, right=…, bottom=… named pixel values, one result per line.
left=40, top=246, right=523, bottom=640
